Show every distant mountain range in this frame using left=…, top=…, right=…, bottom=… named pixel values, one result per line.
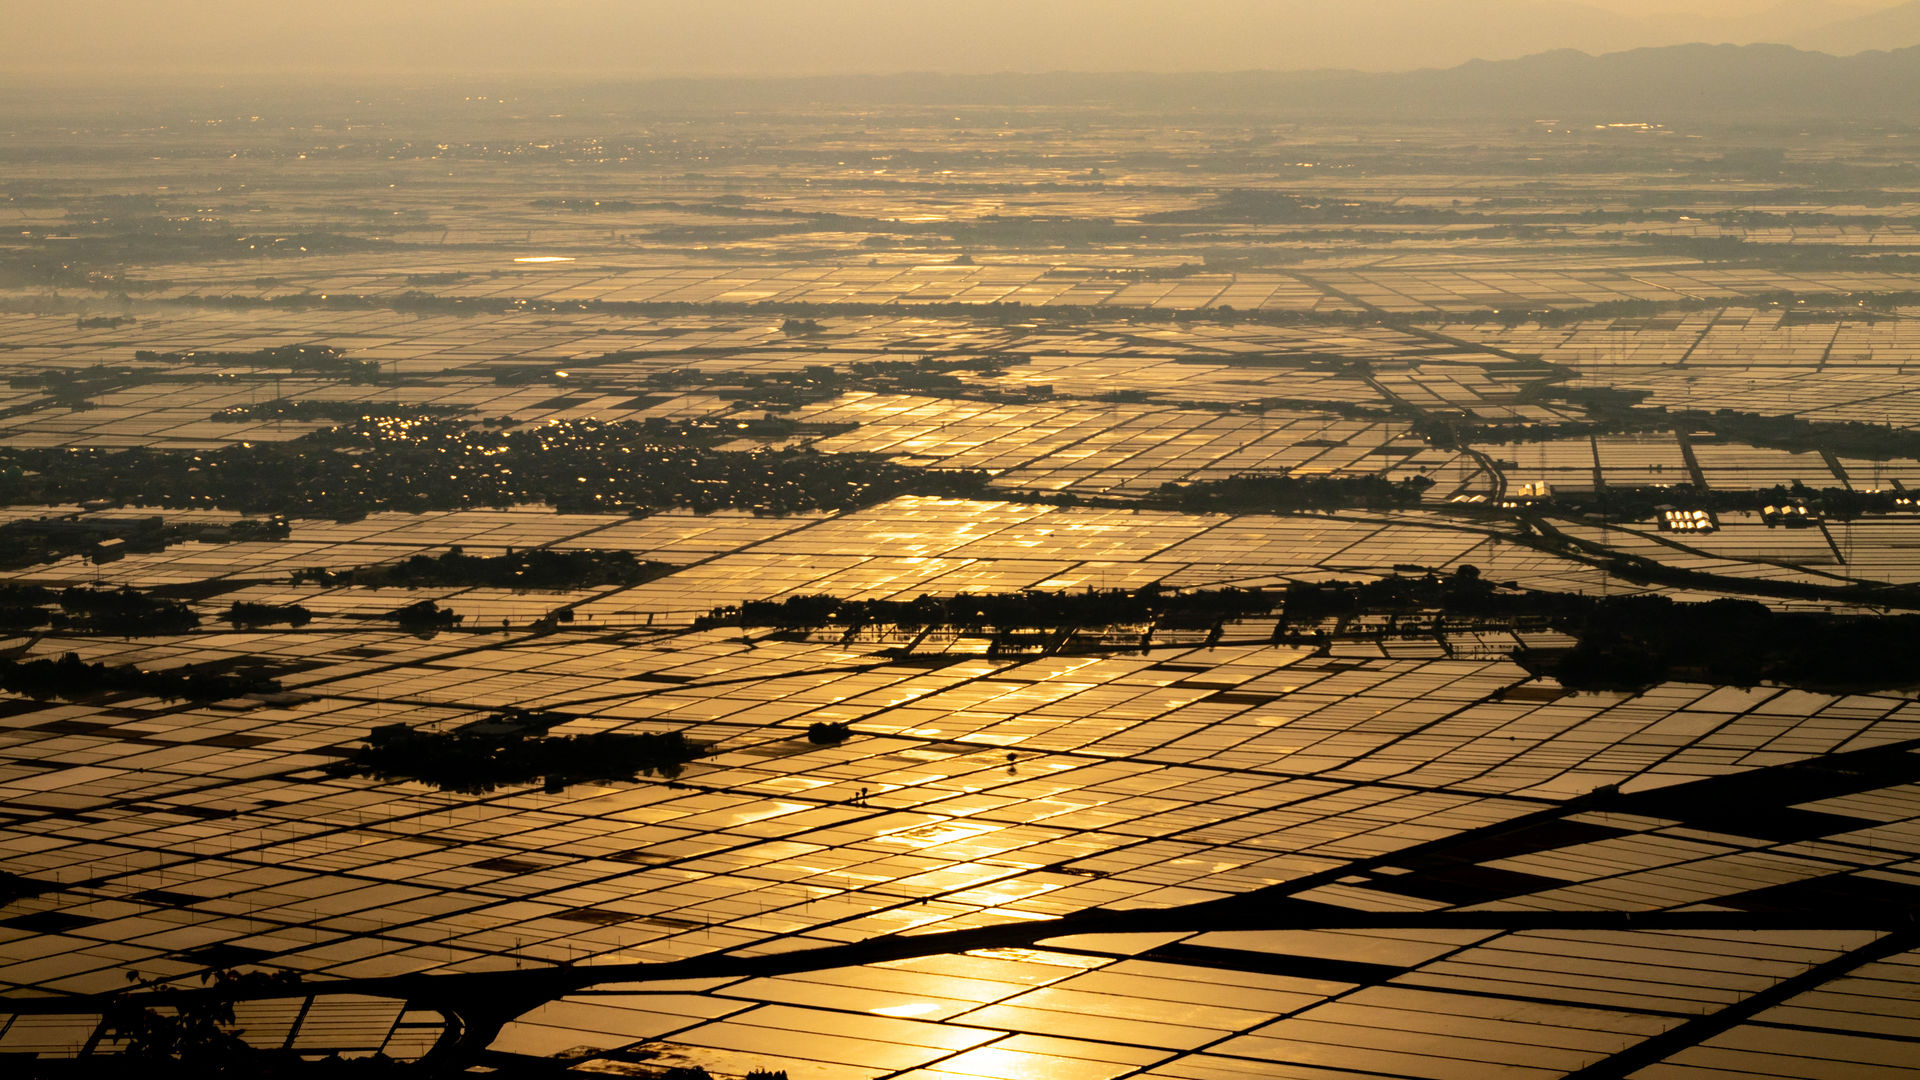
left=1337, top=40, right=1920, bottom=115
left=604, top=42, right=1920, bottom=117
left=15, top=0, right=1920, bottom=80
left=1799, top=0, right=1920, bottom=52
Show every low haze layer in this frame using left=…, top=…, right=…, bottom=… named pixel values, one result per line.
left=10, top=0, right=1920, bottom=77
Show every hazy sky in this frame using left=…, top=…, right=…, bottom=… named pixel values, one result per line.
left=5, top=0, right=1913, bottom=78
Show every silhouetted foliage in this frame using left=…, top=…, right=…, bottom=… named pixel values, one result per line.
left=1683, top=408, right=1920, bottom=463
left=0, top=870, right=51, bottom=902
left=104, top=970, right=304, bottom=1066
left=210, top=399, right=463, bottom=423
left=807, top=722, right=852, bottom=745
left=631, top=354, right=1010, bottom=410
left=293, top=547, right=675, bottom=590
left=1149, top=473, right=1434, bottom=513
left=1278, top=565, right=1556, bottom=621
left=0, top=515, right=288, bottom=570
left=0, top=419, right=990, bottom=518
left=1289, top=572, right=1920, bottom=692
left=327, top=723, right=703, bottom=794
left=87, top=968, right=427, bottom=1078
left=225, top=601, right=313, bottom=630
left=1422, top=397, right=1920, bottom=468
left=0, top=653, right=278, bottom=702
left=1529, top=482, right=1911, bottom=523
left=712, top=583, right=1278, bottom=633
left=54, top=586, right=199, bottom=635
left=0, top=606, right=51, bottom=634
left=1519, top=599, right=1920, bottom=692
left=386, top=600, right=461, bottom=634
left=134, top=345, right=382, bottom=381
left=0, top=582, right=56, bottom=634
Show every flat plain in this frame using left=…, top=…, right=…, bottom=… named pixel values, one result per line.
left=1, top=87, right=1919, bottom=1078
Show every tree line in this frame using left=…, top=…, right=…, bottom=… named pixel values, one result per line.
left=327, top=721, right=703, bottom=794
left=0, top=653, right=280, bottom=702
left=0, top=418, right=993, bottom=519
left=290, top=547, right=675, bottom=590
left=0, top=584, right=198, bottom=636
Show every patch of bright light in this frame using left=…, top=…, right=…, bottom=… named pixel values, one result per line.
left=513, top=256, right=574, bottom=263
